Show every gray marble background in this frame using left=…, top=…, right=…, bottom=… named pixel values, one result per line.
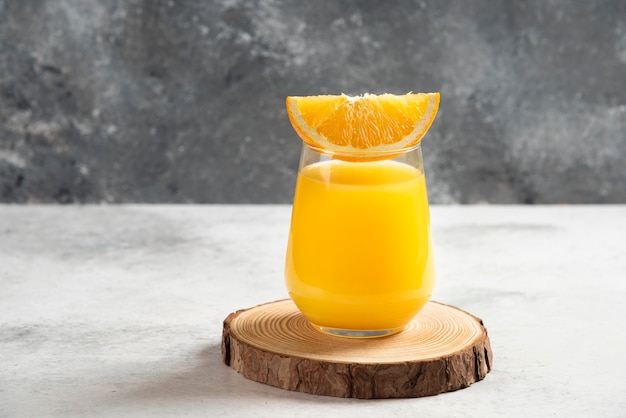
left=0, top=0, right=625, bottom=204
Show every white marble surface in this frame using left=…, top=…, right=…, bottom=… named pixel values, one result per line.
left=1, top=205, right=625, bottom=417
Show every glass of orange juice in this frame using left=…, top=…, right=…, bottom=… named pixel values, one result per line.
left=285, top=143, right=435, bottom=338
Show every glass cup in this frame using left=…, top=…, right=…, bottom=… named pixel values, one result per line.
left=285, top=143, right=435, bottom=338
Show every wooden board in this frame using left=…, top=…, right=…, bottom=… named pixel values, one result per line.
left=222, top=299, right=492, bottom=399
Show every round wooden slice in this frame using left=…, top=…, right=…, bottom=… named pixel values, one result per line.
left=222, top=299, right=492, bottom=399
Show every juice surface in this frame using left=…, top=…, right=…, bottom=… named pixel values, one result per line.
left=285, top=159, right=435, bottom=331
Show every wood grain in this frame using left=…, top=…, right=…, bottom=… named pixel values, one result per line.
left=222, top=299, right=492, bottom=398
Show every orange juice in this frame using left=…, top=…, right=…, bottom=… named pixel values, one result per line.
left=285, top=157, right=435, bottom=335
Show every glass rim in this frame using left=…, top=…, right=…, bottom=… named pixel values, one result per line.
left=301, top=142, right=422, bottom=159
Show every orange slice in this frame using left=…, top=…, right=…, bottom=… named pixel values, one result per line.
left=286, top=92, right=439, bottom=159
